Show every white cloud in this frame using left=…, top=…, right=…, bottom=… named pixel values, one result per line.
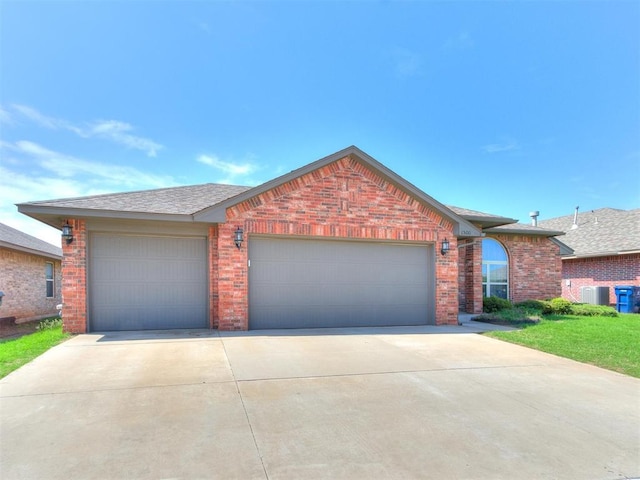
left=12, top=141, right=173, bottom=188
left=482, top=139, right=519, bottom=153
left=0, top=105, right=13, bottom=125
left=197, top=153, right=258, bottom=183
left=10, top=104, right=163, bottom=156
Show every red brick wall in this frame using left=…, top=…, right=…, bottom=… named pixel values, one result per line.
left=490, top=234, right=562, bottom=303
left=217, top=155, right=458, bottom=329
left=61, top=219, right=87, bottom=333
left=561, top=253, right=640, bottom=304
left=0, top=248, right=61, bottom=322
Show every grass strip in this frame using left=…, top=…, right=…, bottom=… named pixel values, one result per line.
left=0, top=326, right=70, bottom=379
left=485, top=313, right=640, bottom=378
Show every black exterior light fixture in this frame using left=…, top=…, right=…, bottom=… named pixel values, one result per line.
left=61, top=222, right=74, bottom=245
left=441, top=238, right=450, bottom=256
left=234, top=226, right=244, bottom=249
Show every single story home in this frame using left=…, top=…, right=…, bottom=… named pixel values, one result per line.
left=538, top=207, right=640, bottom=305
left=18, top=146, right=565, bottom=333
left=0, top=222, right=62, bottom=323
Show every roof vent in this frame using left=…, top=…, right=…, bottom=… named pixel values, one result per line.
left=571, top=206, right=579, bottom=229
left=529, top=211, right=539, bottom=227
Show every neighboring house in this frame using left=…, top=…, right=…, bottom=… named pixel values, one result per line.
left=538, top=208, right=640, bottom=305
left=18, top=146, right=564, bottom=333
left=0, top=222, right=62, bottom=323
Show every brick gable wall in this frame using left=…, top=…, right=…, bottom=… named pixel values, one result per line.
left=561, top=253, right=640, bottom=304
left=216, top=155, right=458, bottom=329
left=0, top=248, right=61, bottom=322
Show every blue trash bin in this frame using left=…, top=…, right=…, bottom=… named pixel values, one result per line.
left=614, top=286, right=639, bottom=313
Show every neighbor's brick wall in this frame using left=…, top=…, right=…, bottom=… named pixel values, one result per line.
left=61, top=219, right=87, bottom=333
left=490, top=234, right=562, bottom=303
left=216, top=154, right=458, bottom=330
left=0, top=248, right=61, bottom=322
left=561, top=253, right=640, bottom=305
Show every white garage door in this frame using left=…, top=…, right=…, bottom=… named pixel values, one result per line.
left=249, top=237, right=434, bottom=329
left=89, top=233, right=208, bottom=331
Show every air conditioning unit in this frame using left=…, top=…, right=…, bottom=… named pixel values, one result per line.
left=580, top=286, right=610, bottom=305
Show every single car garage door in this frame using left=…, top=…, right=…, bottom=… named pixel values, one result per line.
left=89, top=233, right=208, bottom=331
left=249, top=237, right=434, bottom=329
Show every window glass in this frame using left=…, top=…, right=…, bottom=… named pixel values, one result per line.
left=46, top=262, right=54, bottom=298
left=482, top=239, right=508, bottom=299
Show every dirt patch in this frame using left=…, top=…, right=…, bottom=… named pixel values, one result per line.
left=0, top=321, right=40, bottom=340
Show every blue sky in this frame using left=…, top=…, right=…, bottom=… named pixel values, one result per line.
left=1, top=1, right=638, bottom=246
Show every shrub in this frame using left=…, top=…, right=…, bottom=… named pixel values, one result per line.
left=37, top=317, right=63, bottom=330
left=514, top=300, right=547, bottom=312
left=543, top=298, right=573, bottom=315
left=570, top=304, right=618, bottom=317
left=483, top=296, right=512, bottom=313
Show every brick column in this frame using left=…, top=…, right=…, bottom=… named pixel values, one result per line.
left=61, top=219, right=87, bottom=333
left=216, top=223, right=249, bottom=330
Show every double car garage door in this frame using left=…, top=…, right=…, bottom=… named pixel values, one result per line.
left=89, top=234, right=433, bottom=331
left=249, top=237, right=433, bottom=329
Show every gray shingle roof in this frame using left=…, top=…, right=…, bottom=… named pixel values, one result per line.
left=447, top=205, right=518, bottom=228
left=538, top=208, right=640, bottom=257
left=0, top=222, right=62, bottom=258
left=23, top=183, right=251, bottom=215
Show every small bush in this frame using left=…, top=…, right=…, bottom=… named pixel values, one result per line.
left=543, top=298, right=573, bottom=315
left=514, top=300, right=547, bottom=312
left=570, top=304, right=618, bottom=317
left=36, top=317, right=63, bottom=331
left=483, top=296, right=512, bottom=313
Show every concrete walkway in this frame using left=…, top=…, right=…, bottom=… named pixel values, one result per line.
left=1, top=325, right=638, bottom=479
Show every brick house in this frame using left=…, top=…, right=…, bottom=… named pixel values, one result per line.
left=17, top=146, right=565, bottom=333
left=0, top=222, right=62, bottom=323
left=538, top=208, right=640, bottom=305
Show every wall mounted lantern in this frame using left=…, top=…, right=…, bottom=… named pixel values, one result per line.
left=441, top=238, right=450, bottom=256
left=61, top=222, right=74, bottom=245
left=234, top=226, right=244, bottom=249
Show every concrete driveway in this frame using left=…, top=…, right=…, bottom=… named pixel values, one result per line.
left=1, top=325, right=639, bottom=480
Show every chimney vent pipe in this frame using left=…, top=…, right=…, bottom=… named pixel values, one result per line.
left=529, top=211, right=540, bottom=227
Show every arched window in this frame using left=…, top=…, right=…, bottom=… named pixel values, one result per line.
left=482, top=238, right=508, bottom=299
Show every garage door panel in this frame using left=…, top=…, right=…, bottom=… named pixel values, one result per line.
left=249, top=237, right=434, bottom=329
left=90, top=234, right=207, bottom=331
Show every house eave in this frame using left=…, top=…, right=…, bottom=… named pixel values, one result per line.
left=561, top=249, right=640, bottom=260
left=484, top=226, right=565, bottom=236
left=17, top=204, right=198, bottom=230
left=0, top=240, right=62, bottom=260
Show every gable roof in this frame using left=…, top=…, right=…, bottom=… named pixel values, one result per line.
left=538, top=208, right=640, bottom=258
left=18, top=184, right=251, bottom=227
left=18, top=146, right=482, bottom=238
left=0, top=222, right=62, bottom=259
left=193, top=146, right=481, bottom=237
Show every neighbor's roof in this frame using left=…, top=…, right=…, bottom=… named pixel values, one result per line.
left=0, top=222, right=62, bottom=259
left=538, top=208, right=640, bottom=258
left=18, top=146, right=482, bottom=238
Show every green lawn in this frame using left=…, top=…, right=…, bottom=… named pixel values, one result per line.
left=0, top=325, right=70, bottom=379
left=485, top=313, right=640, bottom=378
